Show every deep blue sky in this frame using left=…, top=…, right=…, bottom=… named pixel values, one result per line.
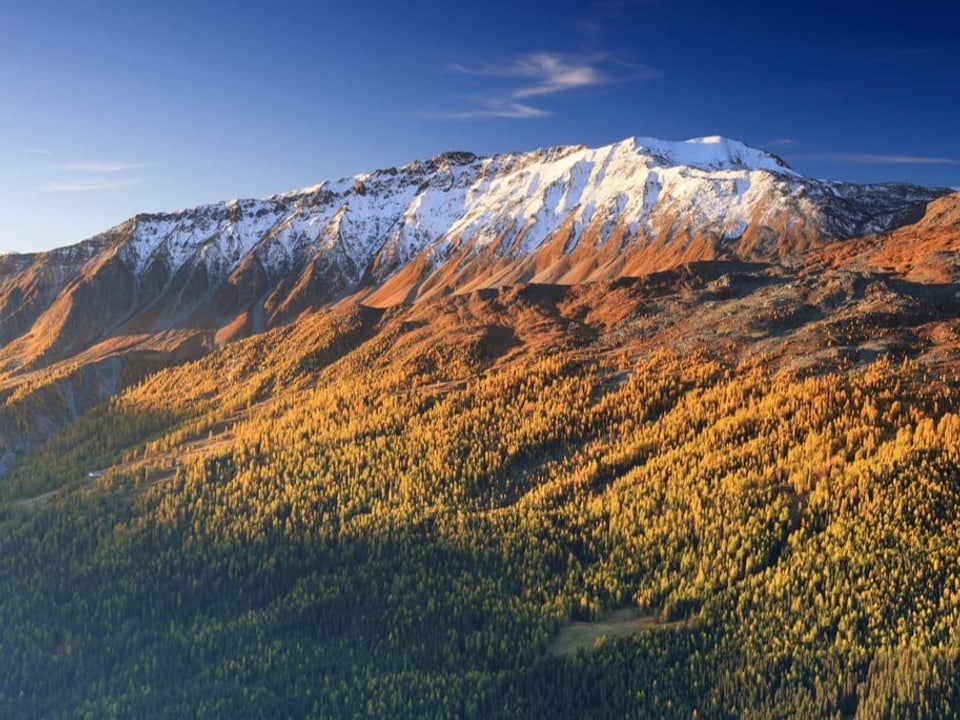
left=1, top=0, right=958, bottom=254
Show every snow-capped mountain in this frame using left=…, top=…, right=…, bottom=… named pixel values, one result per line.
left=111, top=136, right=939, bottom=293
left=0, top=136, right=949, bottom=370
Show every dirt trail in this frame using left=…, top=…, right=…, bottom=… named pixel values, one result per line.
left=13, top=488, right=63, bottom=510
left=11, top=411, right=248, bottom=510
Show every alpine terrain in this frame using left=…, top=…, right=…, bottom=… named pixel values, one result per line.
left=2, top=136, right=960, bottom=718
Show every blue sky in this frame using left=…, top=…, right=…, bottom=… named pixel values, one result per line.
left=1, top=0, right=958, bottom=254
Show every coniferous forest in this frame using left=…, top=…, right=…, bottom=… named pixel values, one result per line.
left=2, top=279, right=960, bottom=719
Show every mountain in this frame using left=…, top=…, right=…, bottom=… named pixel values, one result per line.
left=0, top=135, right=953, bottom=469
left=3, top=136, right=960, bottom=718
left=0, top=137, right=945, bottom=366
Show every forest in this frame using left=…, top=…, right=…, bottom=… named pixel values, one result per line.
left=1, top=292, right=960, bottom=719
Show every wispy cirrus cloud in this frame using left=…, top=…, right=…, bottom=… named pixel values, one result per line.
left=444, top=51, right=658, bottom=120
left=41, top=158, right=147, bottom=192
left=44, top=179, right=137, bottom=193
left=59, top=161, right=147, bottom=173
left=21, top=147, right=53, bottom=155
left=452, top=52, right=616, bottom=98
left=808, top=153, right=958, bottom=166
left=441, top=99, right=552, bottom=120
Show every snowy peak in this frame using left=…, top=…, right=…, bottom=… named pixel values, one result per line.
left=60, top=136, right=948, bottom=294
left=101, top=135, right=802, bottom=286
left=628, top=135, right=796, bottom=174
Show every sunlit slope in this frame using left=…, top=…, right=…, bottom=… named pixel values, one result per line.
left=1, top=261, right=960, bottom=716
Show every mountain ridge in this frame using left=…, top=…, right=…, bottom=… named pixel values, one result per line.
left=0, top=135, right=948, bottom=361
left=0, top=135, right=955, bottom=470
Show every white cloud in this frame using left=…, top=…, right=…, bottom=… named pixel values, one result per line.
left=41, top=158, right=147, bottom=192
left=44, top=179, right=136, bottom=192
left=454, top=53, right=610, bottom=98
left=447, top=51, right=658, bottom=120
left=826, top=153, right=958, bottom=166
left=59, top=161, right=147, bottom=173
left=439, top=100, right=551, bottom=120
left=799, top=151, right=957, bottom=166
left=45, top=181, right=115, bottom=192
left=21, top=147, right=53, bottom=155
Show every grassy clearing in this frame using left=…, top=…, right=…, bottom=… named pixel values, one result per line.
left=547, top=607, right=687, bottom=656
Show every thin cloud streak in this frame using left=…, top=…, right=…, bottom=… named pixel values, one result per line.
left=60, top=161, right=147, bottom=173
left=22, top=147, right=53, bottom=155
left=453, top=53, right=611, bottom=98
left=44, top=179, right=136, bottom=192
left=447, top=51, right=658, bottom=120
left=42, top=160, right=147, bottom=193
left=809, top=153, right=958, bottom=166
left=441, top=102, right=551, bottom=120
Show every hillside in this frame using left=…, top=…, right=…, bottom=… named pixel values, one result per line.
left=1, top=138, right=960, bottom=718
